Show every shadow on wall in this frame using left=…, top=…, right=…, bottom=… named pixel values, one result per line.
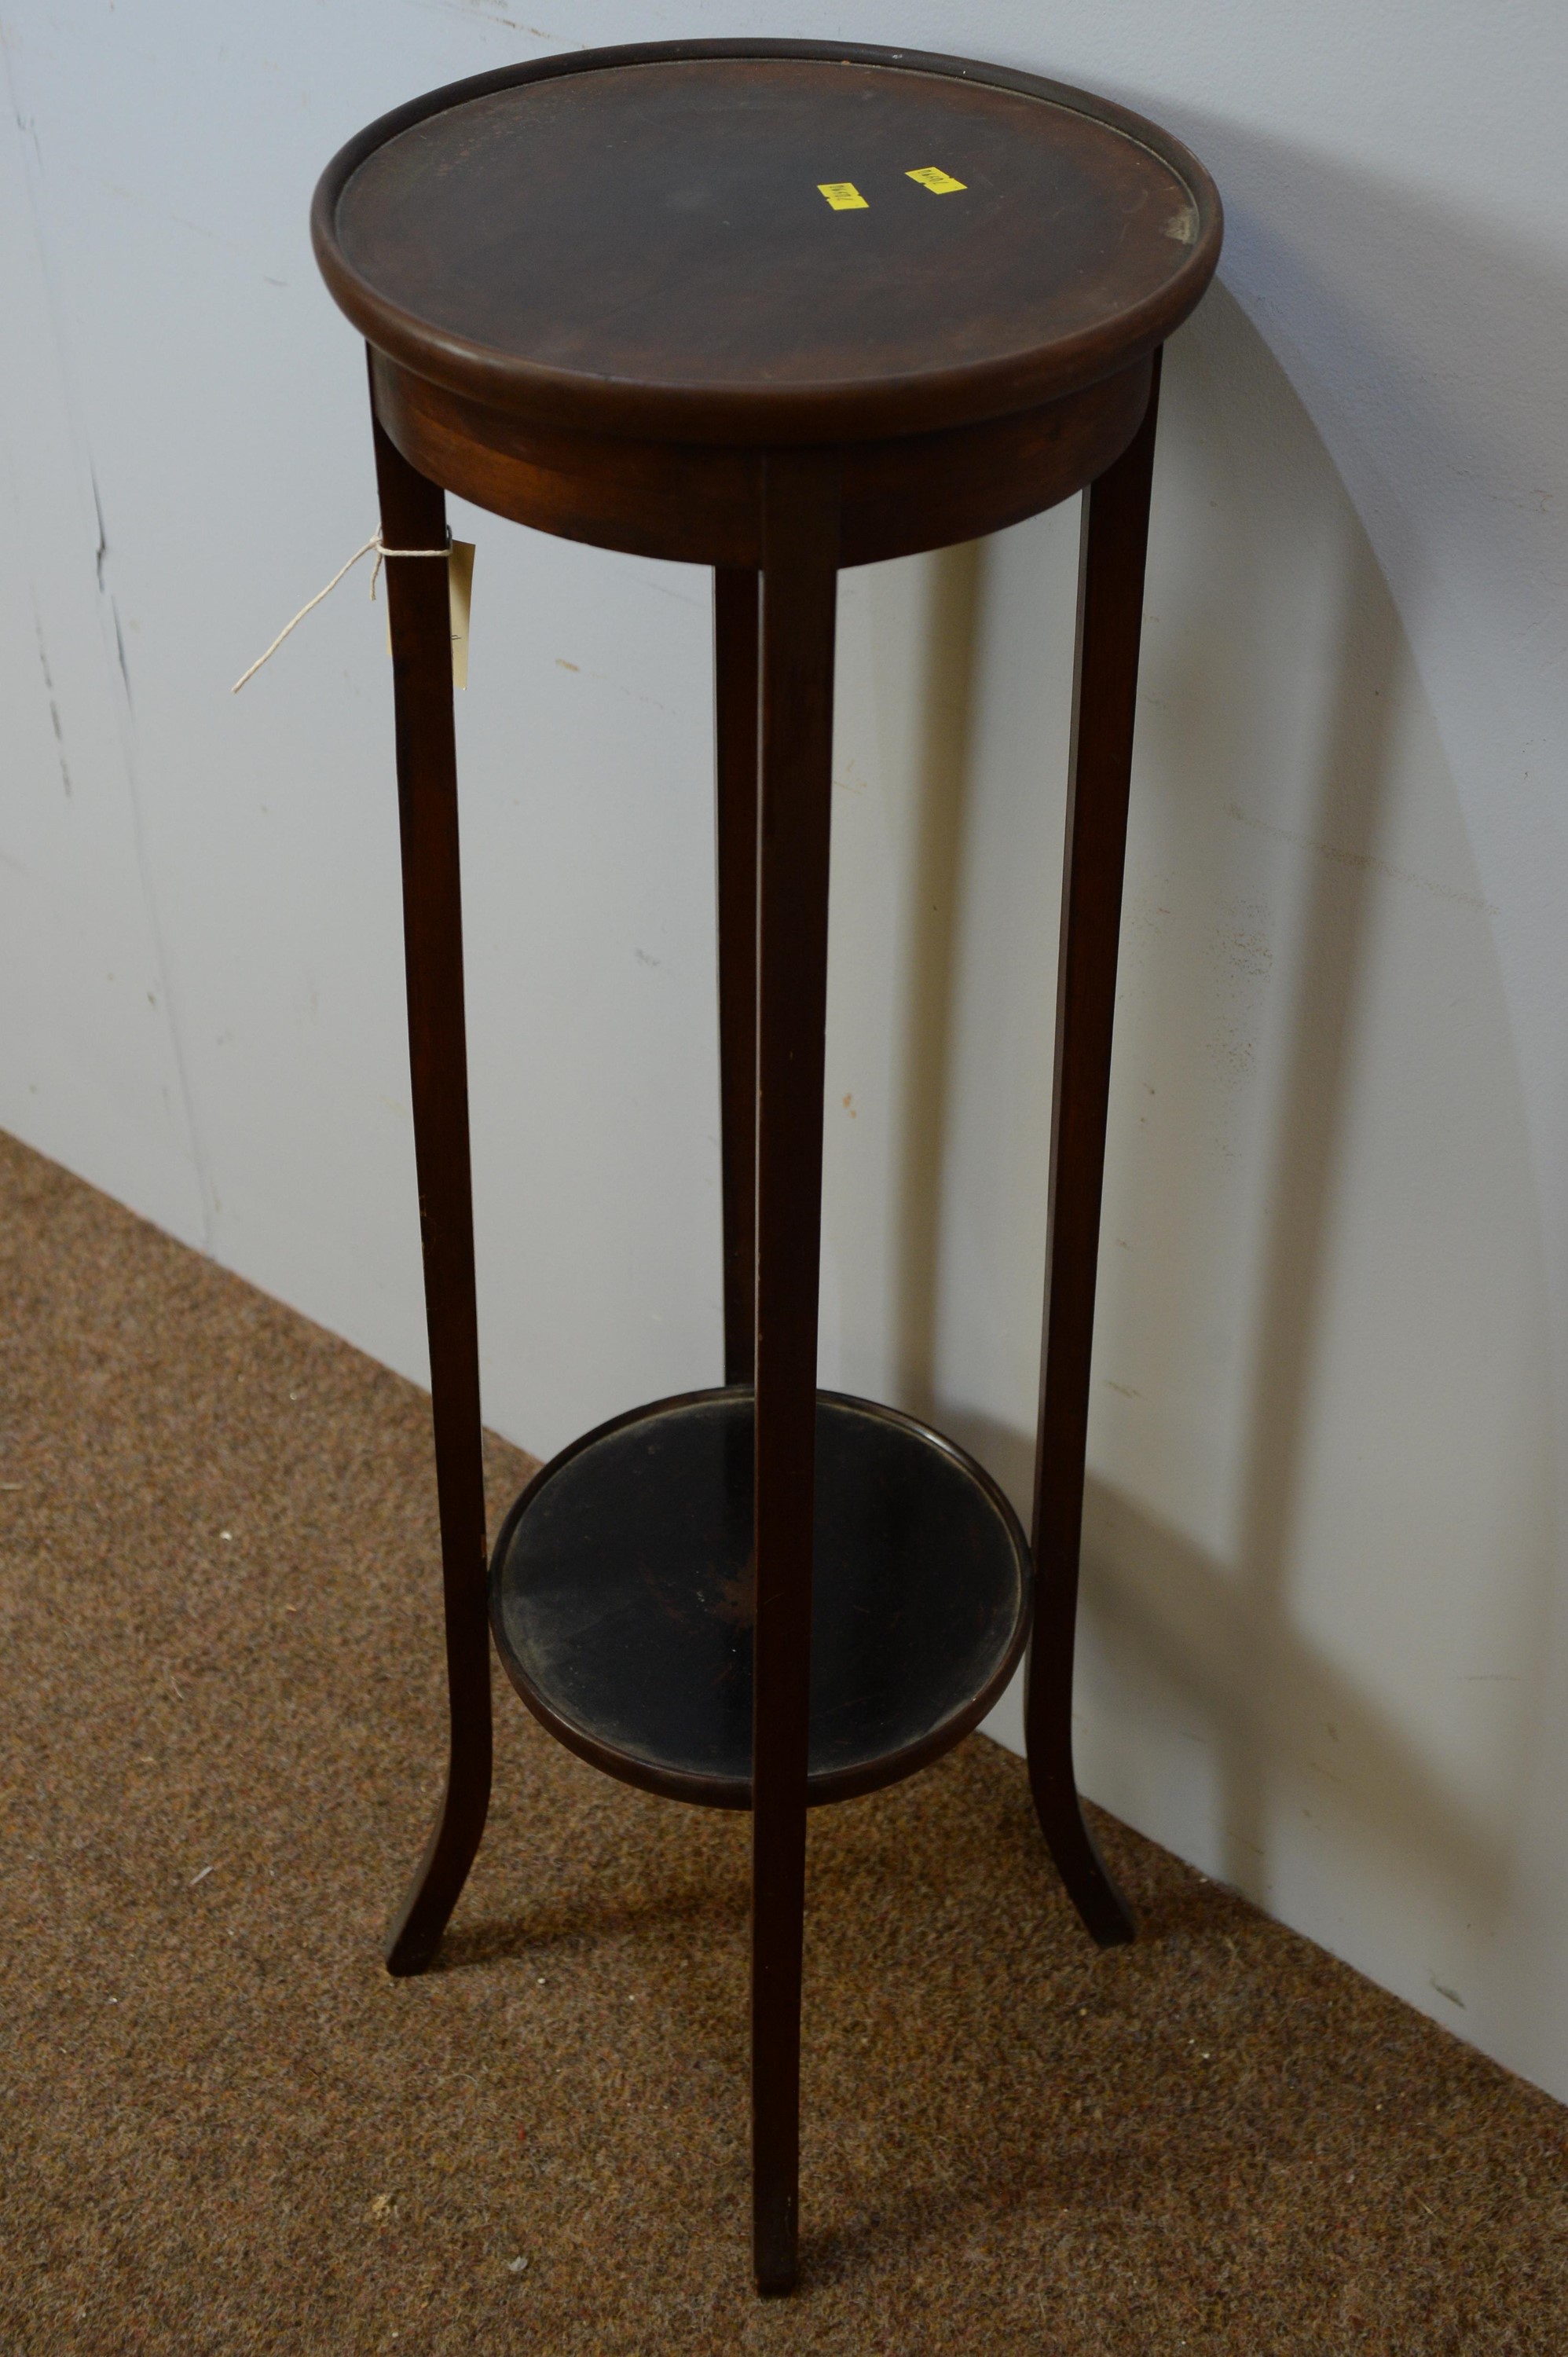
left=894, top=280, right=1556, bottom=1989
left=895, top=534, right=983, bottom=1431
left=964, top=1410, right=1518, bottom=1928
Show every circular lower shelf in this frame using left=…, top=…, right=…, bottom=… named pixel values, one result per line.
left=488, top=1386, right=1031, bottom=1809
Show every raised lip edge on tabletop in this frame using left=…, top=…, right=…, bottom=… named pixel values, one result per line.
left=311, top=35, right=1223, bottom=449
left=485, top=1383, right=1035, bottom=1813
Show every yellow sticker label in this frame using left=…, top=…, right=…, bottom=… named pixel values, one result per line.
left=907, top=166, right=966, bottom=193
left=818, top=181, right=867, bottom=211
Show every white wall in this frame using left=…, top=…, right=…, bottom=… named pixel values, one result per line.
left=4, top=2, right=1566, bottom=2100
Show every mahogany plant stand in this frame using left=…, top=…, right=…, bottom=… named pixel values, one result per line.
left=311, top=37, right=1221, bottom=2295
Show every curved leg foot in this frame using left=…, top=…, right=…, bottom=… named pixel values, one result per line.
left=1025, top=356, right=1162, bottom=1952
left=384, top=1741, right=493, bottom=1975
left=1026, top=1721, right=1137, bottom=1948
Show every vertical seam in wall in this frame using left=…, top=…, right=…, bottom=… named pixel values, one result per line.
left=1, top=33, right=217, bottom=1252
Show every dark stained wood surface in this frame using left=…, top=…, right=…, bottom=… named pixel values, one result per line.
left=316, top=40, right=1219, bottom=445
left=485, top=1387, right=1031, bottom=1809
left=749, top=449, right=840, bottom=2292
left=368, top=342, right=1152, bottom=573
left=1025, top=354, right=1163, bottom=1949
left=316, top=32, right=1221, bottom=2300
left=369, top=393, right=493, bottom=1978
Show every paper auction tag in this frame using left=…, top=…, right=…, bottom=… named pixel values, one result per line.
left=448, top=540, right=474, bottom=690
left=907, top=167, right=965, bottom=193
left=818, top=181, right=868, bottom=211
left=382, top=539, right=474, bottom=687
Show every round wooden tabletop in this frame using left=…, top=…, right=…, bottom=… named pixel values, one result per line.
left=488, top=1387, right=1031, bottom=1810
left=314, top=39, right=1221, bottom=446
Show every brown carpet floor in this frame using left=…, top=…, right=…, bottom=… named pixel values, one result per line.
left=2, top=1129, right=1565, bottom=2354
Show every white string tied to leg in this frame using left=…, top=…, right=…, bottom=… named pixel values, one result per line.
left=230, top=530, right=454, bottom=693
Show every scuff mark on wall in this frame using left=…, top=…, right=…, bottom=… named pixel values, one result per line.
left=90, top=466, right=108, bottom=588
left=1226, top=799, right=1497, bottom=915
left=0, top=35, right=211, bottom=1245
left=88, top=464, right=133, bottom=706
left=32, top=609, right=71, bottom=796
